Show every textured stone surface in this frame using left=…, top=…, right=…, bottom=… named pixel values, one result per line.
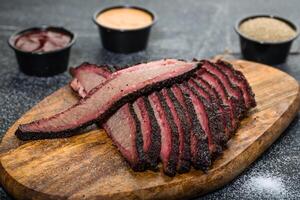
left=0, top=0, right=299, bottom=199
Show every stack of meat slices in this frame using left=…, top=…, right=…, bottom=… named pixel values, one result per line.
left=16, top=59, right=256, bottom=176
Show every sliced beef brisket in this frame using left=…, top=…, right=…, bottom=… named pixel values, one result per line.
left=162, top=88, right=191, bottom=173
left=179, top=83, right=211, bottom=169
left=69, top=63, right=150, bottom=170
left=16, top=59, right=199, bottom=140
left=15, top=58, right=257, bottom=176
left=170, top=85, right=194, bottom=171
left=188, top=79, right=226, bottom=151
left=69, top=63, right=161, bottom=170
left=215, top=60, right=256, bottom=109
left=148, top=92, right=179, bottom=176
left=132, top=97, right=161, bottom=168
left=103, top=104, right=146, bottom=171
left=192, top=77, right=231, bottom=141
left=196, top=68, right=240, bottom=133
left=201, top=60, right=246, bottom=119
left=186, top=82, right=221, bottom=155
left=69, top=63, right=112, bottom=98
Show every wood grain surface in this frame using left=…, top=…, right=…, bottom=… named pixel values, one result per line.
left=0, top=60, right=299, bottom=200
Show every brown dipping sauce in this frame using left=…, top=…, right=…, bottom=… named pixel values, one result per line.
left=97, top=8, right=153, bottom=30
left=14, top=30, right=71, bottom=53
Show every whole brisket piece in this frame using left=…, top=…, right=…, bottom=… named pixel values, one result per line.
left=148, top=92, right=179, bottom=176
left=16, top=59, right=199, bottom=140
left=215, top=60, right=256, bottom=109
left=69, top=63, right=161, bottom=169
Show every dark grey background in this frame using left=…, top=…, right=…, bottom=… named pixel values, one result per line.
left=0, top=0, right=299, bottom=199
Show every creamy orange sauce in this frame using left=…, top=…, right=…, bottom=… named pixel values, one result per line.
left=97, top=8, right=153, bottom=30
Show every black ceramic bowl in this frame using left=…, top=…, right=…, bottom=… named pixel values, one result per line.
left=8, top=26, right=76, bottom=77
left=93, top=5, right=157, bottom=53
left=235, top=15, right=299, bottom=65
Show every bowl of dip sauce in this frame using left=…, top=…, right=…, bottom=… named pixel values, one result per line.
left=8, top=26, right=76, bottom=76
left=93, top=5, right=156, bottom=53
left=235, top=15, right=298, bottom=65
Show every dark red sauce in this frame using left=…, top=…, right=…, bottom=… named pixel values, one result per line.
left=14, top=30, right=71, bottom=53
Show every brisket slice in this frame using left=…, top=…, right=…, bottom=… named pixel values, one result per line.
left=69, top=64, right=160, bottom=170
left=16, top=59, right=199, bottom=140
left=185, top=81, right=221, bottom=156
left=170, top=85, right=194, bottom=171
left=103, top=104, right=146, bottom=171
left=188, top=79, right=226, bottom=152
left=201, top=60, right=246, bottom=119
left=196, top=68, right=240, bottom=133
left=69, top=63, right=112, bottom=98
left=215, top=60, right=256, bottom=109
left=132, top=97, right=161, bottom=168
left=179, top=83, right=211, bottom=169
left=162, top=88, right=191, bottom=173
left=148, top=92, right=179, bottom=176
left=193, top=77, right=231, bottom=141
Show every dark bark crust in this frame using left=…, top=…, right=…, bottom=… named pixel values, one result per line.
left=142, top=96, right=161, bottom=169
left=206, top=60, right=247, bottom=119
left=196, top=68, right=240, bottom=133
left=216, top=60, right=256, bottom=109
left=179, top=83, right=211, bottom=170
left=189, top=78, right=227, bottom=148
left=127, top=104, right=147, bottom=171
left=194, top=76, right=232, bottom=141
left=166, top=88, right=191, bottom=173
left=156, top=92, right=179, bottom=177
left=188, top=83, right=223, bottom=157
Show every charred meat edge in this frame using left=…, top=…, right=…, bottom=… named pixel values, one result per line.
left=69, top=63, right=112, bottom=98
left=133, top=97, right=161, bottom=169
left=103, top=104, right=146, bottom=171
left=201, top=60, right=247, bottom=119
left=140, top=96, right=161, bottom=169
left=192, top=76, right=232, bottom=141
left=179, top=83, right=211, bottom=169
left=163, top=88, right=191, bottom=173
left=149, top=92, right=179, bottom=176
left=196, top=68, right=240, bottom=133
left=215, top=60, right=256, bottom=109
left=170, top=85, right=194, bottom=172
left=188, top=78, right=226, bottom=152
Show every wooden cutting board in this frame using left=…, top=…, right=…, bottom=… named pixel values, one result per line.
left=0, top=60, right=299, bottom=200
